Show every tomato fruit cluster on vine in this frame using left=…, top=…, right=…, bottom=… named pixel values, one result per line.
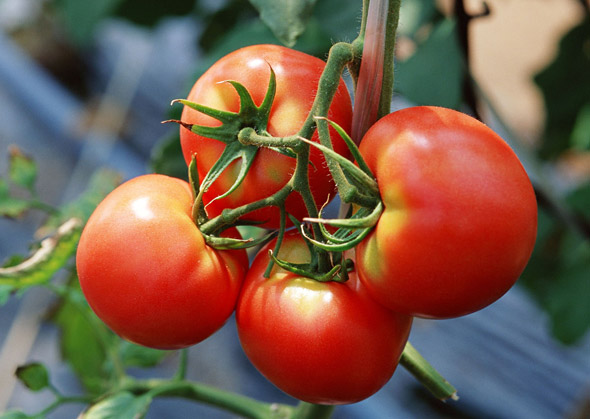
left=76, top=44, right=537, bottom=405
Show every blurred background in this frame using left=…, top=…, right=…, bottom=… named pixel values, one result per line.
left=0, top=0, right=589, bottom=418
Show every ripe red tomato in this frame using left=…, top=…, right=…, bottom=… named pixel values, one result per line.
left=180, top=44, right=353, bottom=228
left=236, top=232, right=412, bottom=405
left=76, top=174, right=248, bottom=349
left=356, top=106, right=538, bottom=318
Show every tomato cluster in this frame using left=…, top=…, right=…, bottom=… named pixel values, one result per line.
left=76, top=44, right=537, bottom=405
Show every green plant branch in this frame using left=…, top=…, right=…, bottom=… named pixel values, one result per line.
left=38, top=394, right=94, bottom=417
left=400, top=342, right=458, bottom=401
left=123, top=378, right=294, bottom=419
left=290, top=402, right=335, bottom=419
left=348, top=0, right=370, bottom=87
left=378, top=0, right=401, bottom=119
left=174, top=349, right=189, bottom=381
left=238, top=128, right=304, bottom=152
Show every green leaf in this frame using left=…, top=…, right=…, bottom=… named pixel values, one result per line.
left=0, top=218, right=82, bottom=290
left=53, top=0, right=123, bottom=45
left=395, top=18, right=464, bottom=109
left=82, top=391, right=152, bottom=419
left=570, top=102, right=590, bottom=150
left=150, top=131, right=188, bottom=181
left=0, top=410, right=43, bottom=419
left=43, top=169, right=120, bottom=232
left=0, top=284, right=12, bottom=305
left=249, top=0, right=318, bottom=47
left=398, top=0, right=439, bottom=37
left=119, top=341, right=166, bottom=368
left=313, top=0, right=360, bottom=42
left=534, top=17, right=590, bottom=159
left=8, top=147, right=37, bottom=193
left=52, top=284, right=115, bottom=395
left=0, top=179, right=29, bottom=218
left=15, top=363, right=50, bottom=392
left=520, top=183, right=590, bottom=344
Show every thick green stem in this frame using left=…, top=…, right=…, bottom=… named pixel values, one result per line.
left=238, top=128, right=303, bottom=152
left=400, top=342, right=458, bottom=401
left=290, top=402, right=334, bottom=419
left=126, top=379, right=294, bottom=419
left=378, top=0, right=401, bottom=119
left=174, top=349, right=189, bottom=381
left=198, top=183, right=293, bottom=234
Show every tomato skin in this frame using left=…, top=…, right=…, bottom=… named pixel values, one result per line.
left=356, top=106, right=538, bottom=319
left=180, top=44, right=352, bottom=228
left=76, top=174, right=248, bottom=349
left=236, top=233, right=412, bottom=405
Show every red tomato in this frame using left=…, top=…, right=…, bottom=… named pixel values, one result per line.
left=356, top=106, right=538, bottom=318
left=236, top=232, right=412, bottom=405
left=180, top=44, right=352, bottom=228
left=76, top=174, right=248, bottom=349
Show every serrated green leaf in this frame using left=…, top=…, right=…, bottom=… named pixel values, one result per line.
left=15, top=363, right=50, bottom=392
left=249, top=0, right=318, bottom=47
left=395, top=18, right=464, bottom=109
left=534, top=17, right=590, bottom=159
left=119, top=341, right=166, bottom=368
left=0, top=218, right=81, bottom=289
left=8, top=147, right=37, bottom=193
left=52, top=284, right=115, bottom=395
left=0, top=179, right=30, bottom=218
left=82, top=391, right=152, bottom=419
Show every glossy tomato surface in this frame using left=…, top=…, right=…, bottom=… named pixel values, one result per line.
left=76, top=174, right=248, bottom=349
left=356, top=106, right=538, bottom=318
left=180, top=44, right=352, bottom=228
left=236, top=232, right=412, bottom=405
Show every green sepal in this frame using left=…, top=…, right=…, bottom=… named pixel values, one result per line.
left=268, top=250, right=347, bottom=283
left=188, top=156, right=208, bottom=225
left=171, top=99, right=237, bottom=125
left=200, top=142, right=259, bottom=206
left=170, top=67, right=279, bottom=209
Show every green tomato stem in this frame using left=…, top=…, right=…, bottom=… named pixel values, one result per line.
left=125, top=378, right=294, bottom=419
left=400, top=342, right=459, bottom=401
left=174, top=349, right=189, bottom=381
left=378, top=0, right=401, bottom=119
left=238, top=128, right=304, bottom=152
left=290, top=402, right=335, bottom=419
